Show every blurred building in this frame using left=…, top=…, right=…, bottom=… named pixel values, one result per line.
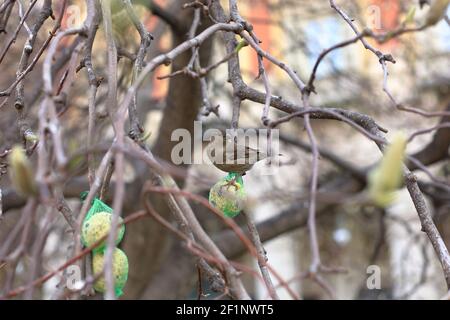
left=215, top=0, right=450, bottom=299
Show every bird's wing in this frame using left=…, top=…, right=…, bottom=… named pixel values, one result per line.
left=225, top=148, right=264, bottom=164
left=247, top=146, right=267, bottom=161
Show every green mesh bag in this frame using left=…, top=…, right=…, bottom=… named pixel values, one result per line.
left=80, top=191, right=113, bottom=222
left=80, top=191, right=125, bottom=250
left=209, top=172, right=247, bottom=218
left=92, top=248, right=129, bottom=297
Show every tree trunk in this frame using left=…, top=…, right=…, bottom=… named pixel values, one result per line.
left=123, top=1, right=213, bottom=299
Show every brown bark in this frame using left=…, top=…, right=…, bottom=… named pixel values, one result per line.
left=122, top=2, right=213, bottom=299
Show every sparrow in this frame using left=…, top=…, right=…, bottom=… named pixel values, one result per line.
left=205, top=135, right=268, bottom=175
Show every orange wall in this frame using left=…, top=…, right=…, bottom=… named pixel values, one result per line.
left=369, top=0, right=401, bottom=50
left=246, top=1, right=272, bottom=77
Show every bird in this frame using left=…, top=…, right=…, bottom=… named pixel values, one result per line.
left=205, top=135, right=268, bottom=175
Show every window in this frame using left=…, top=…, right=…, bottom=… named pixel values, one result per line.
left=305, top=17, right=346, bottom=78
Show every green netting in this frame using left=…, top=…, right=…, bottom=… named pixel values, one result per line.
left=115, top=288, right=124, bottom=297
left=209, top=172, right=246, bottom=218
left=226, top=172, right=243, bottom=185
left=80, top=191, right=113, bottom=222
left=80, top=191, right=128, bottom=297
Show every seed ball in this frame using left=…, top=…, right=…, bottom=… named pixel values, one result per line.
left=209, top=178, right=247, bottom=218
left=81, top=211, right=125, bottom=250
left=92, top=248, right=129, bottom=296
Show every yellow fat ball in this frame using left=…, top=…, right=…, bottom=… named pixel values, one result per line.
left=81, top=211, right=125, bottom=250
left=209, top=176, right=247, bottom=218
left=92, top=248, right=129, bottom=297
